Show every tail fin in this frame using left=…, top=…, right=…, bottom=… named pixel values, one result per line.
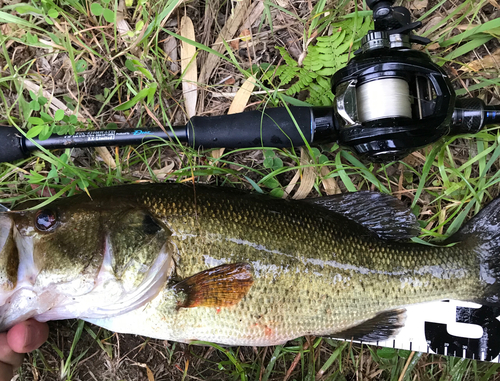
left=446, top=196, right=500, bottom=306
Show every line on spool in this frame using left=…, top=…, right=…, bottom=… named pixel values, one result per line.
left=357, top=78, right=412, bottom=123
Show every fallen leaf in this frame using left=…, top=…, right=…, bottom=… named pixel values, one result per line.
left=426, top=42, right=440, bottom=51
left=135, top=363, right=155, bottom=381
left=153, top=161, right=175, bottom=180
left=463, top=49, right=500, bottom=72
left=164, top=36, right=179, bottom=73
left=244, top=1, right=264, bottom=29
left=410, top=0, right=428, bottom=10
left=116, top=0, right=133, bottom=44
left=30, top=184, right=56, bottom=197
left=284, top=170, right=300, bottom=198
left=275, top=0, right=289, bottom=8
left=489, top=0, right=500, bottom=8
left=198, top=0, right=251, bottom=85
left=227, top=76, right=256, bottom=114
left=180, top=15, right=198, bottom=119
left=229, top=38, right=239, bottom=50
left=417, top=16, right=443, bottom=35
left=240, top=29, right=251, bottom=42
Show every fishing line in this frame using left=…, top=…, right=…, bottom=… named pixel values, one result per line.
left=357, top=79, right=412, bottom=122
left=355, top=89, right=498, bottom=114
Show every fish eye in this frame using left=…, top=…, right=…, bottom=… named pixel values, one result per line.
left=35, top=209, right=58, bottom=232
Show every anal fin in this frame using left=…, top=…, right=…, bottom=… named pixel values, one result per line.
left=331, top=308, right=406, bottom=342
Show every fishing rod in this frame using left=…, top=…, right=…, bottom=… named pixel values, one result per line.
left=1, top=0, right=499, bottom=163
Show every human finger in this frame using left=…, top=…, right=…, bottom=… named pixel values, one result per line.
left=0, top=361, right=14, bottom=381
left=0, top=332, right=24, bottom=369
left=6, top=320, right=49, bottom=354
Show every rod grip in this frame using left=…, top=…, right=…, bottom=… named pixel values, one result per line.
left=0, top=126, right=28, bottom=163
left=187, top=107, right=313, bottom=149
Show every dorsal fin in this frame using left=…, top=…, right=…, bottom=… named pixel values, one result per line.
left=305, top=191, right=420, bottom=240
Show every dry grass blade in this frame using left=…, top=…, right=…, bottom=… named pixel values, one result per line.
left=320, top=166, right=340, bottom=195
left=95, top=147, right=117, bottom=169
left=292, top=148, right=316, bottom=200
left=463, top=49, right=500, bottom=72
left=283, top=341, right=309, bottom=381
left=398, top=351, right=415, bottom=381
left=180, top=16, right=198, bottom=119
left=197, top=0, right=251, bottom=85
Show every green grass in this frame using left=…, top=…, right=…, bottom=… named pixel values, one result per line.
left=1, top=0, right=500, bottom=379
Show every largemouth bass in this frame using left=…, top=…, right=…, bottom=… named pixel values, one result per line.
left=0, top=184, right=499, bottom=346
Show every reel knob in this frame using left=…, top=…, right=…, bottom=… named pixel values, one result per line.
left=361, top=31, right=411, bottom=53
left=361, top=31, right=390, bottom=52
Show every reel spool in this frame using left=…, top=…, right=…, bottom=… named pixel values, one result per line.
left=357, top=78, right=412, bottom=122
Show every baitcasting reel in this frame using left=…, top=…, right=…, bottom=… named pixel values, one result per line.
left=0, top=0, right=499, bottom=163
left=331, top=0, right=500, bottom=161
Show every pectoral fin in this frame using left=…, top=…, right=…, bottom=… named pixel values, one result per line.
left=173, top=263, right=253, bottom=309
left=331, top=308, right=406, bottom=342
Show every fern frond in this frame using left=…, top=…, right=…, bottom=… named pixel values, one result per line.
left=276, top=47, right=298, bottom=67
left=316, top=67, right=337, bottom=76
left=265, top=16, right=373, bottom=106
left=279, top=66, right=300, bottom=86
